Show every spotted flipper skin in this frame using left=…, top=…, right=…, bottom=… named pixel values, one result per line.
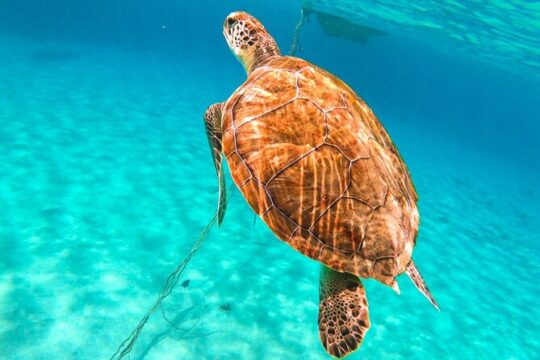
left=204, top=102, right=227, bottom=224
left=406, top=260, right=439, bottom=310
left=319, top=266, right=370, bottom=358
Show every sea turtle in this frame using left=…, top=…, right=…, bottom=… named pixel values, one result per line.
left=203, top=11, right=438, bottom=358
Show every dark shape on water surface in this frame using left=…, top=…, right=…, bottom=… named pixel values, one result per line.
left=289, top=7, right=385, bottom=55
left=219, top=303, right=232, bottom=312
left=181, top=279, right=190, bottom=288
left=30, top=49, right=79, bottom=63
left=312, top=9, right=385, bottom=43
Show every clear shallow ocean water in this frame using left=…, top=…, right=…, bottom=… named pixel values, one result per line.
left=0, top=1, right=539, bottom=359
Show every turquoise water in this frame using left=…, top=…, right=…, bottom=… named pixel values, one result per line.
left=1, top=1, right=539, bottom=359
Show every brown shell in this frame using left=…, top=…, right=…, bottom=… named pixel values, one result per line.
left=222, top=57, right=419, bottom=286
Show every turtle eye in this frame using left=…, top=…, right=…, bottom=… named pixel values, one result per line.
left=227, top=18, right=238, bottom=28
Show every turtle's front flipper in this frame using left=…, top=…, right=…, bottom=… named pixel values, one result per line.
left=204, top=102, right=227, bottom=225
left=406, top=260, right=440, bottom=311
left=319, top=266, right=370, bottom=358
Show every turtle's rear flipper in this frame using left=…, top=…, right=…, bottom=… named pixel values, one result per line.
left=204, top=102, right=227, bottom=224
left=318, top=266, right=370, bottom=358
left=406, top=260, right=440, bottom=311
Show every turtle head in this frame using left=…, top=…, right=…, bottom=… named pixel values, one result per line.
left=223, top=11, right=281, bottom=74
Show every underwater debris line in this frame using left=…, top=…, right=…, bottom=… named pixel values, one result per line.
left=289, top=8, right=308, bottom=56
left=139, top=304, right=223, bottom=360
left=159, top=293, right=210, bottom=332
left=109, top=214, right=215, bottom=360
left=110, top=184, right=236, bottom=360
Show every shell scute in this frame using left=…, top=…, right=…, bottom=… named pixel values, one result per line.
left=234, top=99, right=326, bottom=183
left=289, top=227, right=321, bottom=260
left=360, top=207, right=405, bottom=259
left=369, top=139, right=418, bottom=201
left=325, top=108, right=371, bottom=160
left=372, top=258, right=397, bottom=286
left=227, top=151, right=252, bottom=185
left=350, top=255, right=374, bottom=278
left=268, top=56, right=310, bottom=72
left=297, top=67, right=344, bottom=111
left=318, top=247, right=352, bottom=272
left=231, top=69, right=297, bottom=124
left=266, top=145, right=350, bottom=229
left=261, top=206, right=297, bottom=239
left=239, top=178, right=270, bottom=215
left=246, top=143, right=309, bottom=184
left=311, top=197, right=373, bottom=253
left=346, top=158, right=389, bottom=208
left=351, top=97, right=393, bottom=148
